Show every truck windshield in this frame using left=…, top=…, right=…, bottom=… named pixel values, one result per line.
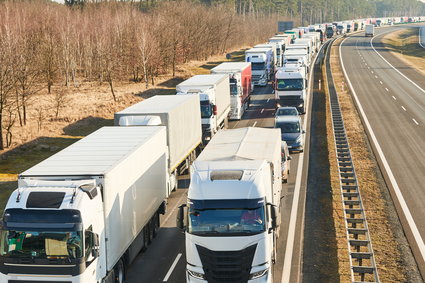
left=251, top=62, right=265, bottom=71
left=0, top=230, right=83, bottom=260
left=188, top=205, right=266, bottom=236
left=229, top=79, right=238, bottom=96
left=200, top=101, right=212, bottom=118
left=276, top=79, right=304, bottom=91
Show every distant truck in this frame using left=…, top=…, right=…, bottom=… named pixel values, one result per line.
left=177, top=127, right=282, bottom=283
left=114, top=95, right=202, bottom=193
left=211, top=62, right=252, bottom=120
left=274, top=65, right=308, bottom=114
left=326, top=25, right=335, bottom=38
left=245, top=47, right=273, bottom=86
left=365, top=24, right=374, bottom=37
left=176, top=74, right=230, bottom=143
left=0, top=127, right=169, bottom=283
left=254, top=43, right=277, bottom=71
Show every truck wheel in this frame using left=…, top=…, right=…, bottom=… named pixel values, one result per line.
left=143, top=226, right=150, bottom=250
left=114, top=260, right=125, bottom=283
left=153, top=212, right=160, bottom=238
left=148, top=218, right=155, bottom=243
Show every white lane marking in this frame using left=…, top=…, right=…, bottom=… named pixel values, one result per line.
left=267, top=98, right=270, bottom=103
left=392, top=96, right=397, bottom=100
left=281, top=37, right=320, bottom=283
left=375, top=75, right=378, bottom=79
left=252, top=121, right=257, bottom=127
left=380, top=81, right=383, bottom=85
left=261, top=108, right=265, bottom=113
left=340, top=36, right=425, bottom=267
left=413, top=118, right=419, bottom=125
left=385, top=88, right=389, bottom=92
left=402, top=106, right=407, bottom=111
left=163, top=253, right=182, bottom=282
left=371, top=70, right=374, bottom=74
left=367, top=66, right=370, bottom=69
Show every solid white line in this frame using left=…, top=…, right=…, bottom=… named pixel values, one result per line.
left=392, top=96, right=397, bottom=100
left=252, top=121, right=257, bottom=127
left=281, top=38, right=320, bottom=283
left=380, top=81, right=383, bottom=84
left=413, top=118, right=419, bottom=125
left=385, top=88, right=389, bottom=92
left=261, top=108, right=265, bottom=113
left=402, top=106, right=407, bottom=111
left=163, top=253, right=182, bottom=282
left=340, top=36, right=425, bottom=267
left=370, top=34, right=425, bottom=95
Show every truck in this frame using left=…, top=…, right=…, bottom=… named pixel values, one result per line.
left=268, top=37, right=290, bottom=67
left=177, top=127, right=282, bottom=283
left=211, top=62, right=252, bottom=120
left=114, top=95, right=202, bottom=193
left=365, top=24, right=374, bottom=37
left=0, top=126, right=169, bottom=283
left=283, top=48, right=310, bottom=72
left=326, top=25, right=335, bottom=38
left=274, top=65, right=307, bottom=114
left=245, top=47, right=273, bottom=86
left=254, top=43, right=277, bottom=71
left=176, top=74, right=230, bottom=144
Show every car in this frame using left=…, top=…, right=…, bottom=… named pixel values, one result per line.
left=274, top=116, right=305, bottom=152
left=281, top=141, right=292, bottom=182
left=275, top=106, right=299, bottom=119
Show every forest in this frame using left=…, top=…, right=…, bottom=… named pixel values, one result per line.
left=0, top=0, right=424, bottom=150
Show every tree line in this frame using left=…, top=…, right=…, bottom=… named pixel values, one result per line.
left=0, top=1, right=279, bottom=150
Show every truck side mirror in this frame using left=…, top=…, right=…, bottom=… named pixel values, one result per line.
left=89, top=232, right=100, bottom=259
left=176, top=204, right=186, bottom=230
left=267, top=203, right=278, bottom=233
left=213, top=105, right=218, bottom=116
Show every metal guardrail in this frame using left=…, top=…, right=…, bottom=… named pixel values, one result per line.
left=324, top=38, right=380, bottom=283
left=419, top=27, right=425, bottom=49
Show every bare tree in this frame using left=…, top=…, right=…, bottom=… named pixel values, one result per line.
left=52, top=90, right=70, bottom=119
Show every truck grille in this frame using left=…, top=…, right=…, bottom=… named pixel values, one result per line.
left=196, top=244, right=257, bottom=283
left=252, top=75, right=262, bottom=83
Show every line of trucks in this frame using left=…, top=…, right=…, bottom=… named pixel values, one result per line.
left=2, top=13, right=406, bottom=282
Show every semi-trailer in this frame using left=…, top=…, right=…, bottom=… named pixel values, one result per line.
left=211, top=62, right=252, bottom=120
left=365, top=24, right=374, bottom=37
left=177, top=127, right=283, bottom=283
left=0, top=126, right=169, bottom=283
left=274, top=65, right=308, bottom=114
left=114, top=95, right=202, bottom=193
left=176, top=74, right=230, bottom=144
left=245, top=47, right=273, bottom=86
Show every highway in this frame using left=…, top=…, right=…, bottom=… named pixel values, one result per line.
left=123, top=69, right=315, bottom=282
left=340, top=24, right=425, bottom=274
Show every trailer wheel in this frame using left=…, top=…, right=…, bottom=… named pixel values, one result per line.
left=148, top=218, right=155, bottom=243
left=114, top=260, right=125, bottom=283
left=153, top=212, right=160, bottom=237
left=142, top=226, right=149, bottom=250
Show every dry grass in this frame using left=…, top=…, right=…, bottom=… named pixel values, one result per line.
left=328, top=39, right=407, bottom=282
left=381, top=28, right=425, bottom=76
left=0, top=45, right=250, bottom=211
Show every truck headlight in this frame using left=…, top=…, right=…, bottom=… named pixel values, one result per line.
left=187, top=269, right=206, bottom=280
left=249, top=268, right=268, bottom=280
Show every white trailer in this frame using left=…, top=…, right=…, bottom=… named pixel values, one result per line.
left=365, top=24, right=374, bottom=37
left=0, top=126, right=169, bottom=283
left=176, top=74, right=230, bottom=144
left=211, top=62, right=252, bottom=120
left=254, top=43, right=277, bottom=71
left=245, top=47, right=273, bottom=86
left=177, top=127, right=282, bottom=283
left=114, top=95, right=202, bottom=193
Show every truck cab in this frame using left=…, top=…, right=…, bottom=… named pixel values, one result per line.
left=245, top=48, right=273, bottom=86
left=274, top=66, right=307, bottom=114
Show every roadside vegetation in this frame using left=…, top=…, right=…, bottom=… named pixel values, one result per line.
left=382, top=27, right=425, bottom=76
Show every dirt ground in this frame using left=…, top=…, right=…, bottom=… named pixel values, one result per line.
left=328, top=38, right=422, bottom=282
left=0, top=46, right=249, bottom=212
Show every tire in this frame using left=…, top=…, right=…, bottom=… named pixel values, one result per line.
left=114, top=260, right=125, bottom=283
left=153, top=212, right=160, bottom=238
left=142, top=226, right=149, bottom=250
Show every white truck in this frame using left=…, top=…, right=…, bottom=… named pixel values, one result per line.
left=254, top=43, right=277, bottom=71
left=293, top=38, right=314, bottom=57
left=245, top=47, right=273, bottom=86
left=176, top=74, right=230, bottom=144
left=274, top=65, right=308, bottom=114
left=177, top=127, right=282, bottom=283
left=283, top=49, right=310, bottom=72
left=211, top=62, right=252, bottom=120
left=0, top=126, right=169, bottom=283
left=114, top=95, right=202, bottom=193
left=268, top=37, right=288, bottom=67
left=365, top=24, right=374, bottom=37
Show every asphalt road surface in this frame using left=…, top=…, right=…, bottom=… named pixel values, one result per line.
left=124, top=76, right=314, bottom=282
left=340, top=24, right=425, bottom=274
